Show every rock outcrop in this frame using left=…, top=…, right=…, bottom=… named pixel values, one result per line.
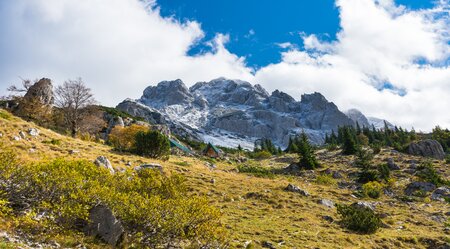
left=22, top=78, right=54, bottom=106
left=407, top=139, right=445, bottom=160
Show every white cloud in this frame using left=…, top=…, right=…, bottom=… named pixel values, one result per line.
left=256, top=0, right=450, bottom=131
left=0, top=0, right=449, bottom=131
left=0, top=0, right=252, bottom=104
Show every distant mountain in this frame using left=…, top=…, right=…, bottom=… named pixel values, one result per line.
left=117, top=78, right=388, bottom=149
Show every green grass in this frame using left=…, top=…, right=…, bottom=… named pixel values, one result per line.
left=173, top=161, right=191, bottom=167
left=315, top=173, right=337, bottom=186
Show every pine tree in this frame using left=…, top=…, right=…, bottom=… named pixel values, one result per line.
left=297, top=132, right=320, bottom=169
left=342, top=127, right=358, bottom=155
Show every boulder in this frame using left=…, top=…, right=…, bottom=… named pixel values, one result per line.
left=94, top=156, right=115, bottom=174
left=19, top=131, right=26, bottom=139
left=87, top=205, right=124, bottom=246
left=405, top=182, right=436, bottom=196
left=407, top=139, right=445, bottom=160
left=351, top=201, right=377, bottom=211
left=284, top=184, right=309, bottom=196
left=134, top=163, right=163, bottom=174
left=431, top=186, right=450, bottom=202
left=386, top=158, right=400, bottom=170
left=318, top=199, right=334, bottom=208
left=28, top=128, right=40, bottom=137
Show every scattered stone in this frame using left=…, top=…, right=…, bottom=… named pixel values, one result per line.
left=262, top=241, right=276, bottom=249
left=407, top=139, right=445, bottom=160
left=19, top=131, right=26, bottom=139
left=125, top=161, right=132, bottom=166
left=431, top=186, right=450, bottom=202
left=0, top=132, right=3, bottom=137
left=319, top=199, right=334, bottom=208
left=87, top=205, right=124, bottom=246
left=284, top=183, right=309, bottom=196
left=69, top=150, right=79, bottom=154
left=94, top=156, right=115, bottom=174
left=324, top=168, right=343, bottom=179
left=352, top=201, right=377, bottom=211
left=405, top=182, right=436, bottom=196
left=386, top=158, right=400, bottom=170
left=134, top=163, right=163, bottom=174
left=322, top=215, right=334, bottom=222
left=28, top=128, right=40, bottom=137
left=12, top=136, right=21, bottom=141
left=210, top=178, right=216, bottom=184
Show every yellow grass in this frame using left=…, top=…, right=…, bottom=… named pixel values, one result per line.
left=0, top=109, right=448, bottom=248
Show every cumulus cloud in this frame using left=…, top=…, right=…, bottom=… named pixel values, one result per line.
left=0, top=0, right=449, bottom=130
left=0, top=0, right=252, bottom=104
left=256, top=0, right=450, bottom=131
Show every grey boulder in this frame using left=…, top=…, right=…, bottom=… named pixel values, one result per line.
left=94, top=156, right=115, bottom=174
left=407, top=139, right=445, bottom=160
left=87, top=205, right=124, bottom=246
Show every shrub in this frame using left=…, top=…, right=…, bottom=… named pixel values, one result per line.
left=370, top=143, right=382, bottom=154
left=445, top=154, right=450, bottom=164
left=251, top=150, right=272, bottom=160
left=109, top=124, right=149, bottom=151
left=336, top=203, right=381, bottom=234
left=357, top=169, right=379, bottom=184
left=42, top=138, right=62, bottom=146
left=378, top=164, right=391, bottom=182
left=316, top=173, right=337, bottom=186
left=0, top=149, right=226, bottom=247
left=362, top=181, right=384, bottom=199
left=416, top=161, right=449, bottom=186
left=237, top=164, right=274, bottom=178
left=134, top=130, right=171, bottom=159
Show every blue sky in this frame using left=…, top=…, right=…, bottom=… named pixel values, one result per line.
left=0, top=0, right=448, bottom=130
left=157, top=0, right=437, bottom=68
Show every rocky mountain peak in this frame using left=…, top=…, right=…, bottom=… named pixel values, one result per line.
left=141, top=79, right=193, bottom=106
left=346, top=109, right=370, bottom=127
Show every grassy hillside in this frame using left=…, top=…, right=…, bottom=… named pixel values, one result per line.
left=0, top=108, right=449, bottom=248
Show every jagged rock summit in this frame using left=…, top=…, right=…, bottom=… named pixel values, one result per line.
left=117, top=78, right=381, bottom=148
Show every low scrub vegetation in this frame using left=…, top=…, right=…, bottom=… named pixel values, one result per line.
left=336, top=203, right=381, bottom=234
left=237, top=164, right=275, bottom=178
left=0, top=147, right=226, bottom=247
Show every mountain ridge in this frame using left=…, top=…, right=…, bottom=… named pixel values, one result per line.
left=117, top=78, right=391, bottom=148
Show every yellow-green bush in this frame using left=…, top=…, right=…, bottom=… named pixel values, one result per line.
left=0, top=148, right=226, bottom=247
left=315, top=173, right=337, bottom=186
left=362, top=181, right=384, bottom=199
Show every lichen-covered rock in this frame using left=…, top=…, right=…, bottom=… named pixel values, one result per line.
left=431, top=186, right=450, bottom=202
left=386, top=158, right=400, bottom=170
left=285, top=184, right=309, bottom=196
left=87, top=205, right=124, bottom=246
left=404, top=182, right=436, bottom=196
left=94, top=156, right=115, bottom=174
left=407, top=139, right=445, bottom=160
left=23, top=78, right=54, bottom=106
left=319, top=199, right=334, bottom=208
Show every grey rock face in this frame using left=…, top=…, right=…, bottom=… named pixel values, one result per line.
left=87, top=205, right=124, bottom=246
left=407, top=139, right=445, bottom=160
left=405, top=182, right=436, bottom=196
left=118, top=78, right=378, bottom=148
left=345, top=109, right=370, bottom=127
left=94, top=156, right=115, bottom=174
left=285, top=183, right=309, bottom=196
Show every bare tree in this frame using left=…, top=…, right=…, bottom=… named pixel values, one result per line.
left=55, top=78, right=96, bottom=137
left=7, top=78, right=34, bottom=95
